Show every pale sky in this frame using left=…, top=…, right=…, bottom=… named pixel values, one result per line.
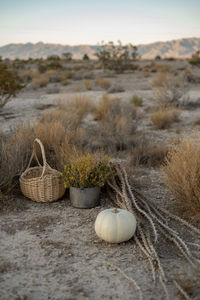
left=0, top=0, right=200, bottom=46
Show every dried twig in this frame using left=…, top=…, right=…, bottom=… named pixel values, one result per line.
left=106, top=261, right=143, bottom=300
left=108, top=163, right=200, bottom=299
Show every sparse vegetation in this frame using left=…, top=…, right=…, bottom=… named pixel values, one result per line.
left=0, top=61, right=23, bottom=109
left=162, top=135, right=200, bottom=221
left=189, top=50, right=200, bottom=66
left=151, top=106, right=181, bottom=129
left=152, top=71, right=185, bottom=106
left=0, top=124, right=34, bottom=193
left=83, top=79, right=92, bottom=90
left=95, top=41, right=138, bottom=73
left=31, top=74, right=49, bottom=88
left=91, top=94, right=137, bottom=151
left=130, top=95, right=143, bottom=107
left=128, top=141, right=169, bottom=167
left=1, top=53, right=200, bottom=300
left=95, top=77, right=111, bottom=89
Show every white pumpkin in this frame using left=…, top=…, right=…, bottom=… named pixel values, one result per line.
left=95, top=208, right=137, bottom=243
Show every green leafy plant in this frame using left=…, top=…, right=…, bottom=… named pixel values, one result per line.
left=63, top=153, right=115, bottom=188
left=0, top=61, right=24, bottom=109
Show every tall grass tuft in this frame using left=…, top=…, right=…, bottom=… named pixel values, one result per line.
left=162, top=135, right=200, bottom=221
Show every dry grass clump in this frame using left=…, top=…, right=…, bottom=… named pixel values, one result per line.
left=130, top=95, right=143, bottom=107
left=143, top=71, right=150, bottom=78
left=91, top=94, right=137, bottom=151
left=0, top=124, right=34, bottom=193
left=93, top=94, right=121, bottom=121
left=31, top=74, right=48, bottom=88
left=148, top=63, right=172, bottom=73
left=0, top=101, right=89, bottom=194
left=57, top=95, right=94, bottom=127
left=44, top=70, right=62, bottom=83
left=18, top=69, right=38, bottom=83
left=35, top=96, right=93, bottom=168
left=34, top=120, right=84, bottom=170
left=95, top=77, right=111, bottom=89
left=162, top=135, right=200, bottom=221
left=151, top=106, right=181, bottom=129
left=152, top=72, right=169, bottom=88
left=152, top=72, right=185, bottom=106
left=83, top=79, right=92, bottom=90
left=128, top=141, right=169, bottom=167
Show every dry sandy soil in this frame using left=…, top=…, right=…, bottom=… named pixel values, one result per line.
left=0, top=60, right=200, bottom=300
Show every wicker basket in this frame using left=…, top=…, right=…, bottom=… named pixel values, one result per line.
left=20, top=138, right=65, bottom=202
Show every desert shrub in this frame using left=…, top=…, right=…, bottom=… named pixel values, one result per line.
left=61, top=70, right=74, bottom=80
left=37, top=59, right=62, bottom=74
left=0, top=96, right=93, bottom=194
left=143, top=63, right=171, bottom=73
left=151, top=106, right=181, bottom=129
left=194, top=118, right=200, bottom=126
left=165, top=57, right=175, bottom=61
left=152, top=72, right=185, bottom=106
left=18, top=69, right=38, bottom=83
left=189, top=50, right=200, bottom=66
left=151, top=63, right=172, bottom=73
left=162, top=136, right=200, bottom=220
left=95, top=77, right=111, bottom=89
left=152, top=72, right=169, bottom=88
left=143, top=72, right=150, bottom=78
left=45, top=70, right=62, bottom=83
left=91, top=94, right=137, bottom=151
left=83, top=79, right=92, bottom=90
left=33, top=120, right=83, bottom=170
left=93, top=94, right=120, bottom=121
left=46, top=86, right=60, bottom=94
left=108, top=85, right=125, bottom=93
left=82, top=54, right=90, bottom=61
left=128, top=141, right=169, bottom=167
left=61, top=79, right=69, bottom=86
left=95, top=41, right=138, bottom=73
left=155, top=55, right=161, bottom=60
left=57, top=95, right=94, bottom=127
left=31, top=74, right=48, bottom=88
left=130, top=95, right=143, bottom=107
left=0, top=61, right=23, bottom=109
left=61, top=52, right=72, bottom=61
left=0, top=125, right=34, bottom=192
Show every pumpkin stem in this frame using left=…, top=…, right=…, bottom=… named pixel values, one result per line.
left=113, top=208, right=118, bottom=213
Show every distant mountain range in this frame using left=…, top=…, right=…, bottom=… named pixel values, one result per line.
left=0, top=38, right=199, bottom=60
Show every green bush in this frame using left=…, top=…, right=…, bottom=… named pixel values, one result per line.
left=0, top=61, right=24, bottom=109
left=189, top=50, right=200, bottom=66
left=95, top=41, right=138, bottom=73
left=83, top=53, right=90, bottom=61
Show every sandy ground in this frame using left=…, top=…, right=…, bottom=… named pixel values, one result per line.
left=1, top=61, right=200, bottom=300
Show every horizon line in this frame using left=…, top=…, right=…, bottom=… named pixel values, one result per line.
left=0, top=36, right=200, bottom=48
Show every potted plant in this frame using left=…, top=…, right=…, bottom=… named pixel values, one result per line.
left=62, top=153, right=115, bottom=208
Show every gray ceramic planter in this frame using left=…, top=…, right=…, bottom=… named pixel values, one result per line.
left=70, top=186, right=100, bottom=208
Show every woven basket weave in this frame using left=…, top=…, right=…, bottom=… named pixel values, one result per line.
left=20, top=138, right=65, bottom=202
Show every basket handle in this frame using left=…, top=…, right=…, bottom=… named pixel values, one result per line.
left=26, top=138, right=48, bottom=178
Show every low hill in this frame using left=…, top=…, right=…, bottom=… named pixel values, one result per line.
left=0, top=37, right=199, bottom=59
